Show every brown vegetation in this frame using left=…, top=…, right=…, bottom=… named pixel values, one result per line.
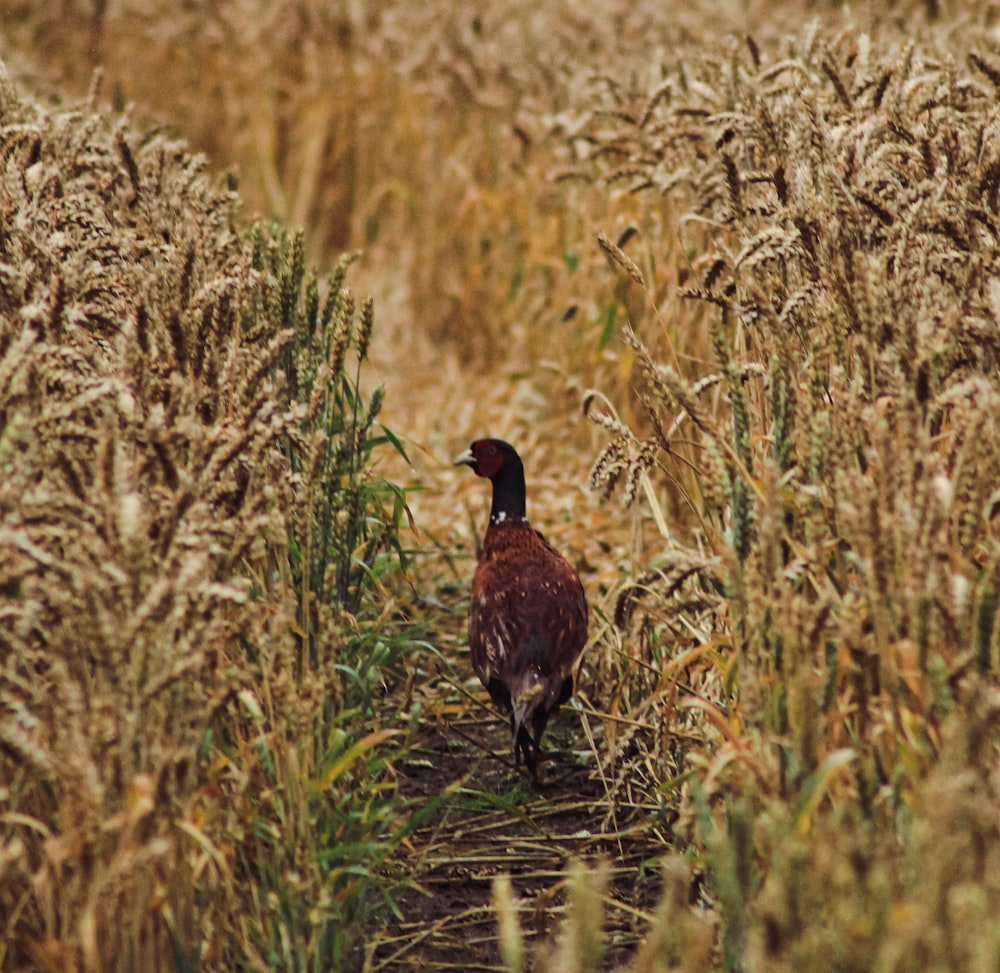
left=0, top=66, right=412, bottom=970
left=3, top=1, right=1000, bottom=971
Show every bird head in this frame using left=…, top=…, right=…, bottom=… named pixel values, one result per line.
left=454, top=439, right=527, bottom=523
left=453, top=438, right=519, bottom=480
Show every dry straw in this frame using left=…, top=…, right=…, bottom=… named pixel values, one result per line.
left=0, top=65, right=410, bottom=972
left=9, top=1, right=1000, bottom=970
left=559, top=12, right=1000, bottom=973
left=0, top=66, right=295, bottom=969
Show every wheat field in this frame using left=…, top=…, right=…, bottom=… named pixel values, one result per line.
left=3, top=1, right=1000, bottom=971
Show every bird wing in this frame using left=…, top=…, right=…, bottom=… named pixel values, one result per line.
left=469, top=551, right=516, bottom=687
left=469, top=526, right=588, bottom=702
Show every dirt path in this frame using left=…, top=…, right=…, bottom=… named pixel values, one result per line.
left=368, top=587, right=672, bottom=972
left=359, top=295, right=680, bottom=969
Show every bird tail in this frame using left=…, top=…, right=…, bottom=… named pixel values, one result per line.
left=510, top=669, right=546, bottom=762
left=511, top=689, right=539, bottom=749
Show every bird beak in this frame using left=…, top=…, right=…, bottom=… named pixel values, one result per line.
left=453, top=447, right=476, bottom=468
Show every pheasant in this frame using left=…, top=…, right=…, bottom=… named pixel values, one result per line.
left=454, top=438, right=588, bottom=777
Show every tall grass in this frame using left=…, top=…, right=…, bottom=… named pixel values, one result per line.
left=0, top=69, right=416, bottom=971
left=524, top=14, right=1000, bottom=972
left=0, top=0, right=766, bottom=373
left=7, top=1, right=1000, bottom=970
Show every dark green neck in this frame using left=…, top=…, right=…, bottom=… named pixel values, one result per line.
left=489, top=454, right=527, bottom=525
